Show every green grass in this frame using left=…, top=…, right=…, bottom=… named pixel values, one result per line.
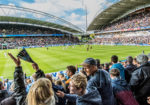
left=0, top=45, right=150, bottom=79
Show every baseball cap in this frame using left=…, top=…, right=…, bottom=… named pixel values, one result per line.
left=80, top=58, right=96, bottom=66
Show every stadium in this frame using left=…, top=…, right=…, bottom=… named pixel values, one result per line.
left=0, top=0, right=150, bottom=105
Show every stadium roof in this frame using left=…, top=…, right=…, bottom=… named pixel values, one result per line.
left=0, top=4, right=84, bottom=33
left=87, top=0, right=150, bottom=31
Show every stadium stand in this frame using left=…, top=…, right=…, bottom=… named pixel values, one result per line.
left=87, top=0, right=150, bottom=31
left=0, top=4, right=83, bottom=49
left=103, top=9, right=150, bottom=31
left=90, top=31, right=150, bottom=45
left=86, top=1, right=150, bottom=104
left=1, top=0, right=150, bottom=105
left=0, top=36, right=80, bottom=49
left=88, top=8, right=150, bottom=46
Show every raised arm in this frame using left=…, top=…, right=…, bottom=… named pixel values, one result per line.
left=8, top=53, right=26, bottom=105
left=32, top=63, right=45, bottom=80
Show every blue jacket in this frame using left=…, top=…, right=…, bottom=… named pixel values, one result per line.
left=52, top=83, right=66, bottom=105
left=65, top=87, right=103, bottom=105
left=110, top=63, right=125, bottom=80
left=111, top=77, right=138, bottom=105
left=87, top=69, right=115, bottom=105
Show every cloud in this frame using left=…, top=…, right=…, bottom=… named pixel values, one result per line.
left=19, top=0, right=86, bottom=30
left=20, top=0, right=83, bottom=17
left=0, top=0, right=117, bottom=31
left=20, top=0, right=111, bottom=31
left=65, top=13, right=86, bottom=29
left=8, top=3, right=16, bottom=6
left=84, top=0, right=113, bottom=27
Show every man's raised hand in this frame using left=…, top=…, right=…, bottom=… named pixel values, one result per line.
left=8, top=53, right=21, bottom=67
left=32, top=63, right=39, bottom=71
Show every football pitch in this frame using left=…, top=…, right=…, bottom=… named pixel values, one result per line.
left=0, top=45, right=150, bottom=79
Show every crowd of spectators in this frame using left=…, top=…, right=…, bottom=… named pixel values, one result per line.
left=101, top=10, right=150, bottom=31
left=0, top=10, right=150, bottom=104
left=0, top=24, right=80, bottom=49
left=0, top=52, right=150, bottom=105
left=0, top=36, right=80, bottom=49
left=0, top=25, right=64, bottom=35
left=92, top=35, right=150, bottom=45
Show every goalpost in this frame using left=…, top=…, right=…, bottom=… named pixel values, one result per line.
left=1, top=43, right=8, bottom=50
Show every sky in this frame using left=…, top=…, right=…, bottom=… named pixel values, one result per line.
left=0, top=0, right=119, bottom=31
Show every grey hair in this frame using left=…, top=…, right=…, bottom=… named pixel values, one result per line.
left=136, top=54, right=148, bottom=65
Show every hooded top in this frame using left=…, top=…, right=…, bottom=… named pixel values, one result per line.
left=125, top=64, right=137, bottom=83
left=110, top=63, right=125, bottom=80
left=77, top=87, right=103, bottom=105
left=112, top=77, right=130, bottom=93
left=87, top=69, right=115, bottom=105
left=65, top=87, right=103, bottom=105
left=111, top=77, right=138, bottom=105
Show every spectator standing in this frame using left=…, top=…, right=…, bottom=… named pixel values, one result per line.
left=56, top=73, right=103, bottom=105
left=27, top=78, right=55, bottom=105
left=95, top=59, right=102, bottom=69
left=1, top=53, right=47, bottom=105
left=125, top=56, right=137, bottom=83
left=46, top=74, right=66, bottom=105
left=65, top=65, right=76, bottom=86
left=103, top=63, right=110, bottom=72
left=65, top=65, right=76, bottom=105
left=81, top=58, right=115, bottom=105
left=130, top=54, right=150, bottom=105
left=0, top=81, right=9, bottom=103
left=110, top=55, right=125, bottom=80
left=110, top=68, right=139, bottom=105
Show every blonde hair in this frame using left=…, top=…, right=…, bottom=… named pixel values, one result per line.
left=71, top=73, right=87, bottom=92
left=26, top=78, right=55, bottom=105
left=55, top=80, right=66, bottom=91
